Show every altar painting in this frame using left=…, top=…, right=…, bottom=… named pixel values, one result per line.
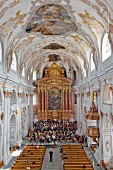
left=48, top=87, right=61, bottom=110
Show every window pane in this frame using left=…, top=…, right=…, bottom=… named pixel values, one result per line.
left=102, top=33, right=111, bottom=62
left=91, top=53, right=95, bottom=71
left=33, top=94, right=37, bottom=105
left=22, top=67, right=25, bottom=77
left=33, top=70, right=37, bottom=80
left=11, top=53, right=17, bottom=71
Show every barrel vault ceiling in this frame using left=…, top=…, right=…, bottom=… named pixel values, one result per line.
left=0, top=0, right=113, bottom=78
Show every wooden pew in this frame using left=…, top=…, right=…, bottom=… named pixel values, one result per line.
left=62, top=144, right=94, bottom=170
left=10, top=145, right=46, bottom=170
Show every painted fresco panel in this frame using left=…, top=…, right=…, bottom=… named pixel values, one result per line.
left=48, top=87, right=61, bottom=110
left=26, top=4, right=77, bottom=35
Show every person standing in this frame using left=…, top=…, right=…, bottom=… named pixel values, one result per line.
left=49, top=150, right=53, bottom=162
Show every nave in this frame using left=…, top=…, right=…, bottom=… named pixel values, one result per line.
left=4, top=141, right=101, bottom=170
left=0, top=0, right=113, bottom=169
left=3, top=120, right=101, bottom=170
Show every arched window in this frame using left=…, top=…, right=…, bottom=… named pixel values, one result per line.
left=91, top=53, right=95, bottom=71
left=22, top=67, right=25, bottom=77
left=33, top=70, right=37, bottom=80
left=102, top=33, right=111, bottom=62
left=83, top=68, right=86, bottom=77
left=11, top=52, right=17, bottom=71
left=73, top=70, right=76, bottom=80
left=33, top=94, right=37, bottom=105
left=28, top=75, right=29, bottom=80
left=0, top=43, right=2, bottom=62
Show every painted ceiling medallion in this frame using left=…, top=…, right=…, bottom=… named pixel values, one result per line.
left=26, top=4, right=78, bottom=35
left=43, top=43, right=65, bottom=50
left=48, top=54, right=61, bottom=62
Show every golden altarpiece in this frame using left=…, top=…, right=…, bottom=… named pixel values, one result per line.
left=35, top=63, right=73, bottom=120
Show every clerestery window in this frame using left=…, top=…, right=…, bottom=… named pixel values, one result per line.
left=33, top=94, right=37, bottom=105
left=33, top=70, right=37, bottom=80
left=11, top=52, right=17, bottom=71
left=102, top=33, right=111, bottom=62
left=91, top=52, right=95, bottom=71
left=22, top=67, right=25, bottom=77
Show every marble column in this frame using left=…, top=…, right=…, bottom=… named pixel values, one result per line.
left=17, top=93, right=22, bottom=146
left=3, top=89, right=12, bottom=164
left=110, top=86, right=113, bottom=158
left=76, top=93, right=80, bottom=125
left=7, top=92, right=11, bottom=159
left=86, top=91, right=90, bottom=111
left=110, top=87, right=113, bottom=117
left=97, top=89, right=103, bottom=163
left=29, top=94, right=33, bottom=130
left=0, top=135, right=2, bottom=161
left=81, top=93, right=86, bottom=133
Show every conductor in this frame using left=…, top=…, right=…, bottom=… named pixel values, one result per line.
left=49, top=150, right=53, bottom=162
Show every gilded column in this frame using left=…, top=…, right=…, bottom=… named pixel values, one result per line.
left=41, top=87, right=44, bottom=111
left=38, top=86, right=41, bottom=112
left=66, top=86, right=68, bottom=111
left=62, top=86, right=65, bottom=111
left=69, top=86, right=72, bottom=111
left=45, top=87, right=47, bottom=111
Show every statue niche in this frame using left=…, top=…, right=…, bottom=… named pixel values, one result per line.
left=35, top=63, right=73, bottom=120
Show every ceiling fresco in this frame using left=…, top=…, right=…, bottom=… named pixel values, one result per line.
left=26, top=4, right=78, bottom=35
left=0, top=0, right=113, bottom=78
left=43, top=43, right=65, bottom=50
left=48, top=54, right=61, bottom=62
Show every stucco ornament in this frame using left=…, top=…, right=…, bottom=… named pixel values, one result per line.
left=107, top=156, right=113, bottom=170
left=105, top=140, right=111, bottom=152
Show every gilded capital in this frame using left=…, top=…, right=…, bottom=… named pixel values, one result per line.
left=81, top=93, right=84, bottom=96
left=30, top=94, right=34, bottom=98
left=1, top=112, right=4, bottom=120
left=4, top=91, right=11, bottom=98
left=97, top=89, right=100, bottom=96
left=18, top=93, right=23, bottom=98
left=26, top=94, right=29, bottom=98
left=86, top=91, right=90, bottom=97
left=76, top=93, right=80, bottom=97
left=110, top=86, right=113, bottom=91
left=4, top=91, right=7, bottom=98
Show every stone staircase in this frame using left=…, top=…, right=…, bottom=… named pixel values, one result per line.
left=42, top=146, right=63, bottom=170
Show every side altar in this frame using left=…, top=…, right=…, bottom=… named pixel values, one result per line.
left=35, top=63, right=73, bottom=120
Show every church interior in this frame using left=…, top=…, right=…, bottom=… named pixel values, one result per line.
left=0, top=0, right=113, bottom=169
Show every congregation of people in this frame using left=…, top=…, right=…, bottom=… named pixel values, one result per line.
left=27, top=120, right=85, bottom=144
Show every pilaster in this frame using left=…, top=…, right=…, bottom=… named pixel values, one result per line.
left=3, top=88, right=12, bottom=165
left=29, top=93, right=33, bottom=130
left=76, top=93, right=80, bottom=125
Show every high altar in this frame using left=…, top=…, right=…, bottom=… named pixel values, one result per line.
left=35, top=63, right=73, bottom=120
